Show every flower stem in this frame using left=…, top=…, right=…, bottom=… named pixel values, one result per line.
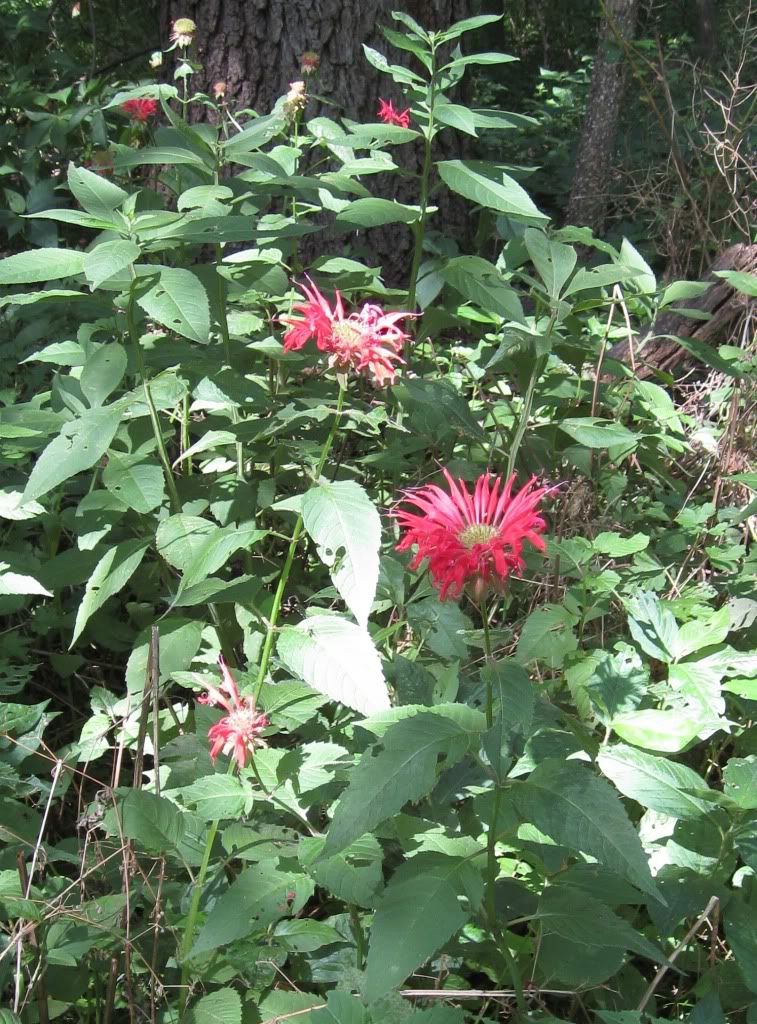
left=178, top=760, right=235, bottom=1016
left=126, top=283, right=181, bottom=514
left=481, top=600, right=494, bottom=727
left=253, top=386, right=346, bottom=703
left=406, top=44, right=438, bottom=321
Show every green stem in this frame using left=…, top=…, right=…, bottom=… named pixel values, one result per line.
left=506, top=352, right=547, bottom=480
left=406, top=45, right=438, bottom=319
left=178, top=763, right=234, bottom=1015
left=481, top=601, right=494, bottom=727
left=126, top=283, right=181, bottom=514
left=253, top=386, right=346, bottom=703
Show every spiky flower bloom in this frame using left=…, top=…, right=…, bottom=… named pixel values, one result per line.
left=394, top=470, right=548, bottom=601
left=122, top=98, right=158, bottom=122
left=170, top=17, right=196, bottom=47
left=300, top=50, right=320, bottom=75
left=196, top=657, right=268, bottom=770
left=281, top=277, right=414, bottom=387
left=377, top=98, right=411, bottom=128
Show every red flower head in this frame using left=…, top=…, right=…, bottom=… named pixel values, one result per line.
left=394, top=470, right=549, bottom=601
left=122, top=98, right=158, bottom=123
left=300, top=50, right=320, bottom=75
left=196, top=656, right=268, bottom=769
left=280, top=277, right=414, bottom=387
left=377, top=98, right=411, bottom=128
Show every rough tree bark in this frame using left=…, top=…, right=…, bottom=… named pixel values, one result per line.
left=608, top=243, right=757, bottom=379
left=565, top=0, right=639, bottom=235
left=160, top=0, right=471, bottom=281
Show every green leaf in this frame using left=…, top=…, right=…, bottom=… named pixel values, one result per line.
left=434, top=102, right=479, bottom=136
left=713, top=269, right=757, bottom=296
left=611, top=708, right=711, bottom=753
left=137, top=268, right=210, bottom=344
left=723, top=757, right=757, bottom=810
left=84, top=240, right=140, bottom=290
left=310, top=991, right=367, bottom=1024
left=440, top=255, right=525, bottom=323
left=299, top=834, right=383, bottom=906
left=725, top=898, right=757, bottom=993
left=22, top=407, right=123, bottom=503
left=190, top=862, right=299, bottom=957
left=442, top=52, right=517, bottom=70
left=437, top=160, right=547, bottom=223
left=302, top=479, right=380, bottom=628
left=0, top=566, right=51, bottom=597
left=516, top=604, right=578, bottom=669
left=80, top=344, right=127, bottom=407
left=67, top=162, right=127, bottom=220
left=277, top=615, right=389, bottom=716
left=439, top=14, right=502, bottom=40
left=512, top=759, right=659, bottom=897
left=524, top=228, right=577, bottom=301
left=365, top=853, right=481, bottom=1002
left=180, top=524, right=267, bottom=590
left=114, top=145, right=210, bottom=169
left=186, top=988, right=242, bottom=1024
left=324, top=711, right=485, bottom=857
left=71, top=539, right=149, bottom=645
left=156, top=514, right=215, bottom=571
left=179, top=775, right=254, bottom=821
left=223, top=112, right=285, bottom=156
left=598, top=744, right=715, bottom=819
left=103, top=454, right=165, bottom=513
left=558, top=417, right=639, bottom=450
left=0, top=248, right=86, bottom=285
left=108, top=789, right=186, bottom=853
left=394, top=378, right=485, bottom=441
left=335, top=198, right=421, bottom=228
left=626, top=592, right=679, bottom=662
left=593, top=532, right=649, bottom=557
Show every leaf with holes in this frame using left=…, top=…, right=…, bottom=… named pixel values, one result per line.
left=71, top=539, right=149, bottom=645
left=22, top=407, right=122, bottom=504
left=302, top=479, right=380, bottom=628
left=137, top=268, right=210, bottom=344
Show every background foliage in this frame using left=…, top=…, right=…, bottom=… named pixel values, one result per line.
left=0, top=3, right=755, bottom=1024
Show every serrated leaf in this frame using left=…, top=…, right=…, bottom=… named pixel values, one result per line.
left=105, top=789, right=186, bottom=853
left=302, top=479, right=380, bottom=628
left=598, top=744, right=715, bottom=819
left=299, top=834, right=383, bottom=907
left=180, top=524, right=267, bottom=589
left=84, top=240, right=140, bottom=290
left=277, top=615, right=389, bottom=717
left=71, top=539, right=149, bottom=645
left=437, top=160, right=547, bottom=223
left=179, top=775, right=254, bottom=820
left=137, top=268, right=210, bottom=344
left=365, top=853, right=481, bottom=1001
left=156, top=514, right=215, bottom=571
left=80, top=344, right=127, bottom=407
left=190, top=862, right=299, bottom=957
left=558, top=417, right=639, bottom=450
left=593, top=532, right=649, bottom=557
left=0, top=248, right=86, bottom=285
left=103, top=454, right=165, bottom=513
left=335, top=198, right=421, bottom=227
left=0, top=565, right=51, bottom=597
left=440, top=255, right=525, bottom=323
left=324, top=711, right=484, bottom=857
left=22, top=407, right=122, bottom=503
left=67, top=162, right=127, bottom=219
left=511, top=759, right=659, bottom=897
left=186, top=988, right=242, bottom=1024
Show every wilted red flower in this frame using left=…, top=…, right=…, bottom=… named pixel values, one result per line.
left=377, top=98, right=411, bottom=128
left=212, top=81, right=227, bottom=100
left=196, top=656, right=268, bottom=770
left=394, top=470, right=548, bottom=601
left=122, top=98, right=158, bottom=122
left=281, top=277, right=414, bottom=387
left=300, top=50, right=320, bottom=75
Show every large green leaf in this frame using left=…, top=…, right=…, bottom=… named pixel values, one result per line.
left=299, top=834, right=383, bottom=907
left=324, top=711, right=485, bottom=856
left=190, top=862, right=300, bottom=957
left=365, top=853, right=482, bottom=1002
left=186, top=989, right=241, bottom=1024
left=302, top=479, right=381, bottom=628
left=67, top=163, right=127, bottom=220
left=511, top=759, right=659, bottom=897
left=440, top=255, right=525, bottom=323
left=106, top=789, right=186, bottom=853
left=179, top=523, right=267, bottom=590
left=79, top=344, right=127, bottom=407
left=335, top=198, right=421, bottom=228
left=558, top=418, right=639, bottom=450
left=103, top=454, right=165, bottom=513
left=0, top=248, right=86, bottom=284
left=84, top=240, right=140, bottom=290
left=137, top=268, right=210, bottom=344
left=71, top=539, right=150, bottom=645
left=277, top=615, right=389, bottom=716
left=598, top=744, right=717, bottom=819
left=179, top=775, right=254, bottom=821
left=22, top=407, right=122, bottom=503
left=437, top=160, right=547, bottom=223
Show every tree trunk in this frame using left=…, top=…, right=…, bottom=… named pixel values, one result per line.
left=607, top=243, right=757, bottom=379
left=160, top=0, right=471, bottom=283
left=565, top=0, right=639, bottom=235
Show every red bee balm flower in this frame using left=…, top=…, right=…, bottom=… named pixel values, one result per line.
left=377, top=98, right=411, bottom=128
left=281, top=278, right=414, bottom=387
left=196, top=657, right=268, bottom=769
left=122, top=98, right=158, bottom=122
left=395, top=470, right=549, bottom=601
